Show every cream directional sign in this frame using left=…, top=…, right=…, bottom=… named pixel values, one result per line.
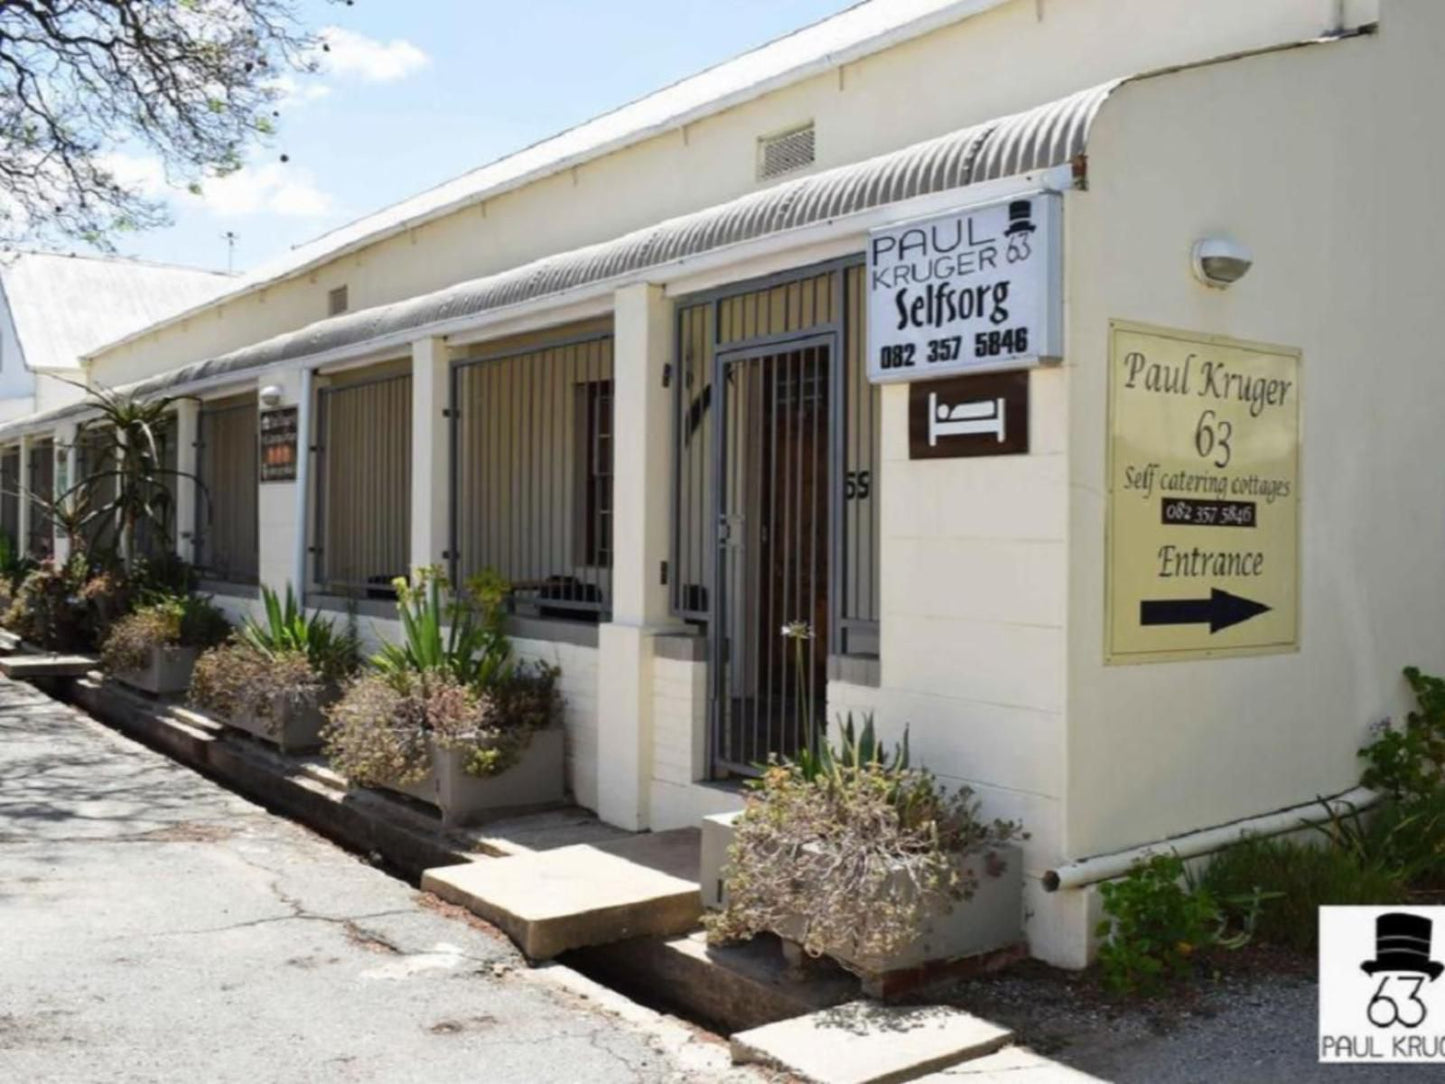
left=1106, top=321, right=1300, bottom=663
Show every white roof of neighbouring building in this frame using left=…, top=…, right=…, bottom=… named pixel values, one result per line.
left=0, top=251, right=232, bottom=373
left=88, top=0, right=1010, bottom=359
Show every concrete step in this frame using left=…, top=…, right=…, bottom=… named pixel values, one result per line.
left=912, top=1046, right=1105, bottom=1081
left=729, top=1001, right=1012, bottom=1084
left=421, top=828, right=703, bottom=960
left=0, top=653, right=98, bottom=679
left=0, top=629, right=21, bottom=654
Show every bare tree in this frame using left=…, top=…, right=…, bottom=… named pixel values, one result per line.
left=0, top=0, right=351, bottom=248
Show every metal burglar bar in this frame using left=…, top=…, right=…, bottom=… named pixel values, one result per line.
left=0, top=448, right=18, bottom=547
left=132, top=415, right=178, bottom=561
left=672, top=261, right=881, bottom=775
left=76, top=426, right=116, bottom=554
left=26, top=438, right=53, bottom=558
left=195, top=399, right=259, bottom=584
left=451, top=335, right=614, bottom=620
left=313, top=371, right=412, bottom=598
left=838, top=264, right=880, bottom=657
left=714, top=340, right=832, bottom=774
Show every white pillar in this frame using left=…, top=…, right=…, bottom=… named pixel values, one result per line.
left=17, top=436, right=31, bottom=559
left=256, top=366, right=306, bottom=598
left=410, top=336, right=450, bottom=577
left=51, top=423, right=76, bottom=563
left=596, top=283, right=677, bottom=830
left=174, top=398, right=200, bottom=564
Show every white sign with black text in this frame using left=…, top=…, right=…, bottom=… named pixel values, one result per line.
left=866, top=193, right=1062, bottom=384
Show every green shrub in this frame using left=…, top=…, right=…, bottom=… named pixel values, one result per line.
left=707, top=722, right=1024, bottom=963
left=5, top=555, right=130, bottom=652
left=237, top=585, right=360, bottom=684
left=1201, top=834, right=1405, bottom=953
left=1096, top=854, right=1222, bottom=995
left=1360, top=667, right=1445, bottom=801
left=189, top=643, right=325, bottom=735
left=372, top=566, right=511, bottom=689
left=99, top=594, right=230, bottom=673
left=322, top=663, right=557, bottom=785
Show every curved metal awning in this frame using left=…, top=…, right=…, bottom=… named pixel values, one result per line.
left=2, top=80, right=1118, bottom=437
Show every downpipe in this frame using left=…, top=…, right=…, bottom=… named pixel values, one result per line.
left=1042, top=784, right=1379, bottom=892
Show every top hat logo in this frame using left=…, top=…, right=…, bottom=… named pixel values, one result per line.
left=1361, top=912, right=1445, bottom=980
left=1004, top=199, right=1036, bottom=236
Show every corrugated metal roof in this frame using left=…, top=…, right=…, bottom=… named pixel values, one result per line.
left=60, top=80, right=1108, bottom=414
left=0, top=253, right=230, bottom=373
left=93, top=0, right=1011, bottom=359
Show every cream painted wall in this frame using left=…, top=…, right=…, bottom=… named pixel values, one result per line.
left=88, top=0, right=1372, bottom=387
left=1061, top=16, right=1435, bottom=877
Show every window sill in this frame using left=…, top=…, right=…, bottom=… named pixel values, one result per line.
left=505, top=615, right=600, bottom=649
left=826, top=654, right=881, bottom=688
left=307, top=593, right=398, bottom=622
left=197, top=579, right=261, bottom=601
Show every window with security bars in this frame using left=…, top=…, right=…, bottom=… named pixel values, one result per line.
left=312, top=366, right=412, bottom=598
left=196, top=397, right=259, bottom=584
left=26, top=438, right=53, bottom=558
left=451, top=335, right=614, bottom=622
left=0, top=447, right=17, bottom=548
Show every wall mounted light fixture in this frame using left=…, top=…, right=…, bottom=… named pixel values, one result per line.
left=1191, top=237, right=1253, bottom=288
left=258, top=384, right=284, bottom=407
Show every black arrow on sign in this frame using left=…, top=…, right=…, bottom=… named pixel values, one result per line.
left=1139, top=589, right=1271, bottom=634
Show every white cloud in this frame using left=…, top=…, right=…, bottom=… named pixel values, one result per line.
left=318, top=26, right=429, bottom=83
left=269, top=74, right=333, bottom=107
left=100, top=153, right=333, bottom=219
left=203, top=162, right=332, bottom=217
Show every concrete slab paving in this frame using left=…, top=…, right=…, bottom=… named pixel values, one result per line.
left=913, top=1045, right=1106, bottom=1081
left=730, top=1000, right=1012, bottom=1084
left=421, top=829, right=703, bottom=959
left=0, top=653, right=97, bottom=678
left=0, top=676, right=757, bottom=1083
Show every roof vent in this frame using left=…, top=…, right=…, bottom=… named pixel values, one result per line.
left=757, top=123, right=815, bottom=181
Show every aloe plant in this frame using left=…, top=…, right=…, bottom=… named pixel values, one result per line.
left=372, top=566, right=512, bottom=690
left=238, top=585, right=360, bottom=683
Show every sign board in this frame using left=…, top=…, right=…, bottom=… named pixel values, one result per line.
left=259, top=406, right=298, bottom=483
left=908, top=370, right=1028, bottom=459
left=1106, top=321, right=1300, bottom=663
left=867, top=192, right=1061, bottom=385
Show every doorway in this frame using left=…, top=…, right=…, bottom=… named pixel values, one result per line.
left=712, top=337, right=833, bottom=775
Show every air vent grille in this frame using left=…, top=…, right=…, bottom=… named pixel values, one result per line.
left=757, top=123, right=815, bottom=181
left=328, top=285, right=349, bottom=317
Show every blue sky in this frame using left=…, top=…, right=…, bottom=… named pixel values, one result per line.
left=112, top=0, right=856, bottom=274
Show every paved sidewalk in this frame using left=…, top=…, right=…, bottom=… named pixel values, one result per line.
left=0, top=678, right=753, bottom=1084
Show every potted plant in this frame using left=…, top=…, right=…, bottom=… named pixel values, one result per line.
left=4, top=554, right=131, bottom=654
left=322, top=567, right=565, bottom=826
left=100, top=593, right=230, bottom=695
left=189, top=586, right=360, bottom=752
left=704, top=712, right=1026, bottom=994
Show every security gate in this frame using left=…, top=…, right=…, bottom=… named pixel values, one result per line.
left=712, top=336, right=834, bottom=775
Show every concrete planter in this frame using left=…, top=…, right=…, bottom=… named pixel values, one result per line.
left=382, top=726, right=565, bottom=826
left=116, top=645, right=198, bottom=696
left=700, top=812, right=1022, bottom=984
left=226, top=687, right=335, bottom=754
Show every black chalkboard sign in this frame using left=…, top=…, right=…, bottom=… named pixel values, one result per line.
left=259, top=406, right=299, bottom=482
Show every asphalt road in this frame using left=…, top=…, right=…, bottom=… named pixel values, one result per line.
left=0, top=678, right=753, bottom=1084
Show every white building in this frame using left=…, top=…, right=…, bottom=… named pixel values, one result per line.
left=7, top=0, right=1442, bottom=966
left=0, top=251, right=229, bottom=552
